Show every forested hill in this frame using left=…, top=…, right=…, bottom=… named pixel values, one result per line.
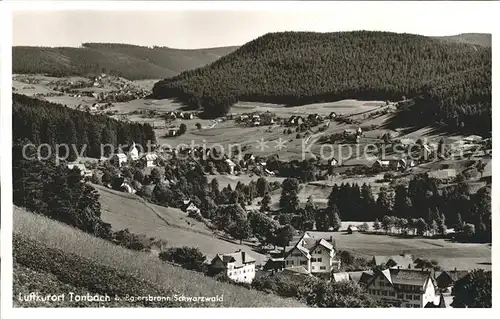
left=12, top=93, right=156, bottom=159
left=435, top=33, right=491, bottom=47
left=390, top=66, right=491, bottom=136
left=12, top=43, right=238, bottom=80
left=152, top=31, right=491, bottom=119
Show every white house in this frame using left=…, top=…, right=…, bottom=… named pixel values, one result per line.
left=420, top=145, right=433, bottom=161
left=127, top=142, right=139, bottom=161
left=112, top=153, right=128, bottom=167
left=121, top=182, right=136, bottom=194
left=284, top=232, right=339, bottom=275
left=210, top=250, right=256, bottom=283
left=183, top=200, right=201, bottom=215
left=329, top=158, right=338, bottom=167
left=365, top=268, right=439, bottom=308
left=374, top=159, right=390, bottom=168
left=142, top=153, right=158, bottom=167
left=225, top=159, right=237, bottom=174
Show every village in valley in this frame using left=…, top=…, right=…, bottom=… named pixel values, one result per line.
left=11, top=12, right=492, bottom=309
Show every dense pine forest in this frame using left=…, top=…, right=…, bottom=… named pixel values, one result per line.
left=391, top=66, right=492, bottom=135
left=12, top=93, right=156, bottom=159
left=152, top=31, right=492, bottom=122
left=12, top=43, right=238, bottom=80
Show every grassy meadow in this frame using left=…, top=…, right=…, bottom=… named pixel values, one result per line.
left=13, top=206, right=305, bottom=308
left=95, top=185, right=268, bottom=265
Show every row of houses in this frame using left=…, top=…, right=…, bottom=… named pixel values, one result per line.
left=108, top=142, right=159, bottom=168
left=165, top=111, right=196, bottom=120
left=205, top=229, right=469, bottom=308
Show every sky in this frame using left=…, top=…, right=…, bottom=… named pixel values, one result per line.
left=12, top=2, right=495, bottom=49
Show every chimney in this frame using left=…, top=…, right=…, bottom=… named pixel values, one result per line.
left=242, top=251, right=246, bottom=263
left=330, top=236, right=333, bottom=242
left=454, top=267, right=457, bottom=272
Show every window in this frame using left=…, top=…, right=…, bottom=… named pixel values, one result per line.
left=377, top=291, right=380, bottom=296
left=311, top=258, right=317, bottom=262
left=312, top=266, right=315, bottom=270
left=398, top=294, right=404, bottom=299
left=318, top=258, right=322, bottom=262
left=300, top=260, right=307, bottom=265
left=382, top=291, right=388, bottom=296
left=320, top=266, right=326, bottom=270
left=229, top=272, right=232, bottom=276
left=414, top=295, right=421, bottom=301
left=406, top=294, right=412, bottom=300
left=390, top=292, right=395, bottom=297
left=291, top=260, right=294, bottom=265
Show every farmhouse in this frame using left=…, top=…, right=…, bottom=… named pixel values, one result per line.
left=329, top=158, right=339, bottom=167
left=398, top=158, right=415, bottom=170
left=166, top=128, right=179, bottom=137
left=371, top=255, right=415, bottom=269
left=373, top=159, right=390, bottom=168
left=225, top=158, right=237, bottom=175
left=120, top=142, right=139, bottom=161
left=121, top=182, right=136, bottom=194
left=435, top=269, right=469, bottom=291
left=288, top=116, right=304, bottom=126
left=365, top=268, right=439, bottom=308
left=346, top=225, right=359, bottom=234
left=284, top=232, right=339, bottom=275
left=263, top=257, right=285, bottom=272
left=183, top=201, right=201, bottom=215
left=141, top=153, right=158, bottom=167
left=210, top=250, right=256, bottom=283
left=331, top=272, right=350, bottom=283
left=420, top=144, right=433, bottom=160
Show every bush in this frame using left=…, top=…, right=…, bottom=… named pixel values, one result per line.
left=159, top=247, right=206, bottom=272
left=112, top=229, right=154, bottom=252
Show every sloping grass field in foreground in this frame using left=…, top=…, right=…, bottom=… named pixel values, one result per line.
left=13, top=207, right=304, bottom=308
left=95, top=185, right=268, bottom=265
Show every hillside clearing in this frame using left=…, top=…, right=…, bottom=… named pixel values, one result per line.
left=94, top=185, right=268, bottom=265
left=333, top=232, right=491, bottom=271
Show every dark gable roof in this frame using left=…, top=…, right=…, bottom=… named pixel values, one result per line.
left=359, top=271, right=375, bottom=285
left=372, top=255, right=414, bottom=268
left=304, top=231, right=336, bottom=247
left=389, top=268, right=431, bottom=286
left=437, top=270, right=469, bottom=282
left=214, top=251, right=256, bottom=268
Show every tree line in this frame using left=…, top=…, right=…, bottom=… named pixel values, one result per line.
left=13, top=93, right=156, bottom=159
left=152, top=31, right=491, bottom=121
left=391, top=66, right=491, bottom=136
left=13, top=44, right=236, bottom=80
